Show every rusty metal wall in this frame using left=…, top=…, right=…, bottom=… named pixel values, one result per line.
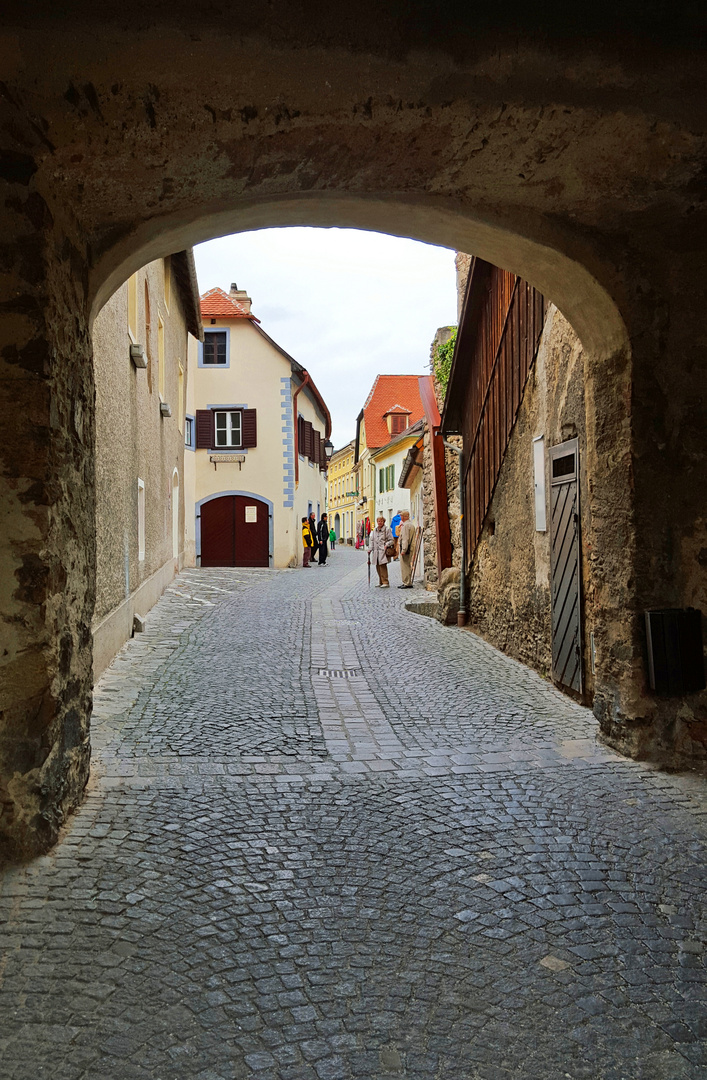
left=460, top=267, right=546, bottom=562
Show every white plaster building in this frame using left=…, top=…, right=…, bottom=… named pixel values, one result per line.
left=185, top=284, right=330, bottom=568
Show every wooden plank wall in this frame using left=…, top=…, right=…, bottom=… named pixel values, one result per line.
left=460, top=267, right=546, bottom=562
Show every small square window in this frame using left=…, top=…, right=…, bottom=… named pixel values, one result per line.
left=185, top=416, right=193, bottom=448
left=203, top=331, right=228, bottom=365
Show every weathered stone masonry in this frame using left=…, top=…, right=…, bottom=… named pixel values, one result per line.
left=1, top=2, right=706, bottom=852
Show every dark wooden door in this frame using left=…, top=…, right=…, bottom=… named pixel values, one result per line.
left=200, top=495, right=269, bottom=568
left=550, top=439, right=583, bottom=694
left=233, top=496, right=269, bottom=567
left=200, top=496, right=236, bottom=566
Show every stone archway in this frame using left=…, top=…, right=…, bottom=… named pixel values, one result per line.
left=1, top=3, right=706, bottom=855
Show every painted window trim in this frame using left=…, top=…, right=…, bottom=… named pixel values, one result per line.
left=202, top=404, right=249, bottom=453
left=137, top=478, right=145, bottom=562
left=185, top=414, right=196, bottom=451
left=198, top=326, right=231, bottom=368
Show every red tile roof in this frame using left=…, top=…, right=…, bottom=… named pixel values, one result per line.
left=200, top=287, right=260, bottom=322
left=362, top=375, right=426, bottom=449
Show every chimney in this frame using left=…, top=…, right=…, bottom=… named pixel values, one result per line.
left=229, top=282, right=252, bottom=314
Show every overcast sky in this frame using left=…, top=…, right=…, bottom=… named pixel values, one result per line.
left=193, top=228, right=458, bottom=449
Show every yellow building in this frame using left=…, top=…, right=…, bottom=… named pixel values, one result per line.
left=326, top=440, right=359, bottom=543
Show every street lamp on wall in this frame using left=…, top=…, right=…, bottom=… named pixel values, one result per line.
left=324, top=440, right=334, bottom=462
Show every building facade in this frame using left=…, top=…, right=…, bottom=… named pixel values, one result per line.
left=370, top=419, right=424, bottom=525
left=354, top=375, right=429, bottom=537
left=185, top=284, right=330, bottom=569
left=92, top=252, right=202, bottom=678
left=326, top=441, right=358, bottom=543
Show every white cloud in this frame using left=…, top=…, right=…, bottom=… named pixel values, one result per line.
left=194, top=228, right=457, bottom=447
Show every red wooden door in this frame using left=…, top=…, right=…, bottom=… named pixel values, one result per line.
left=234, top=496, right=269, bottom=567
left=200, top=496, right=270, bottom=568
left=200, top=496, right=235, bottom=566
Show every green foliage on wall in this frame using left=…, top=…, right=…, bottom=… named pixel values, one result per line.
left=433, top=327, right=457, bottom=397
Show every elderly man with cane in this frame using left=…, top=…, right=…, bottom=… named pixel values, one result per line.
left=368, top=515, right=394, bottom=588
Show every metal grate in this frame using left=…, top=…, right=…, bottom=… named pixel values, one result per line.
left=316, top=668, right=360, bottom=678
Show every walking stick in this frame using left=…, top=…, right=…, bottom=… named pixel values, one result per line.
left=367, top=550, right=371, bottom=588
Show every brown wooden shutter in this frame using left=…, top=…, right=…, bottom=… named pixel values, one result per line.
left=242, top=408, right=257, bottom=448
left=304, top=421, right=313, bottom=459
left=297, top=414, right=305, bottom=456
left=196, top=409, right=213, bottom=449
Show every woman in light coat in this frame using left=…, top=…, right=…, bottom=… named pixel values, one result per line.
left=369, top=515, right=394, bottom=588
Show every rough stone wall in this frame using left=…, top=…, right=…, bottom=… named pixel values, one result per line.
left=0, top=8, right=706, bottom=852
left=455, top=253, right=472, bottom=320
left=421, top=425, right=438, bottom=590
left=466, top=306, right=592, bottom=690
left=93, top=259, right=187, bottom=627
left=0, top=203, right=94, bottom=860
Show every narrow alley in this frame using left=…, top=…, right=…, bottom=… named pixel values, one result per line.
left=1, top=550, right=705, bottom=1080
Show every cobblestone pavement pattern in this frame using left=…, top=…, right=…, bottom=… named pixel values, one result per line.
left=1, top=551, right=706, bottom=1080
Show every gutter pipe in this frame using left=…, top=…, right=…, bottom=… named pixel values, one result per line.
left=443, top=439, right=467, bottom=628
left=293, top=371, right=311, bottom=485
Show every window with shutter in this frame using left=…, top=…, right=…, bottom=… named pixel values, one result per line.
left=379, top=468, right=385, bottom=493
left=304, top=421, right=314, bottom=460
left=241, top=409, right=257, bottom=448
left=195, top=409, right=214, bottom=449
left=390, top=413, right=407, bottom=434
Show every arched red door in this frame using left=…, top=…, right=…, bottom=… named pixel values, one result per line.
left=200, top=496, right=270, bottom=568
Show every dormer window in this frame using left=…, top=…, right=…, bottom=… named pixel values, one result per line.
left=385, top=407, right=411, bottom=435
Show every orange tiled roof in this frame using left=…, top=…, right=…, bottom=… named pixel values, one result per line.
left=362, top=375, right=426, bottom=449
left=200, top=287, right=260, bottom=321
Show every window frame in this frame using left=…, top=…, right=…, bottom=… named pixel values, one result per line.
left=214, top=409, right=243, bottom=449
left=137, top=478, right=145, bottom=562
left=185, top=415, right=195, bottom=451
left=198, top=327, right=231, bottom=368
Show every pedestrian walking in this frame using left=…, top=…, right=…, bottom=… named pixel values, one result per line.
left=368, top=515, right=394, bottom=588
left=329, top=525, right=336, bottom=551
left=397, top=510, right=416, bottom=588
left=317, top=513, right=329, bottom=565
left=308, top=512, right=319, bottom=563
left=301, top=517, right=313, bottom=567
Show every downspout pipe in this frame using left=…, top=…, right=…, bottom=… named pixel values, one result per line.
left=443, top=440, right=467, bottom=628
left=293, top=371, right=311, bottom=485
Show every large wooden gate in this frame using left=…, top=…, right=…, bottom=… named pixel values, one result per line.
left=200, top=495, right=270, bottom=568
left=550, top=439, right=583, bottom=693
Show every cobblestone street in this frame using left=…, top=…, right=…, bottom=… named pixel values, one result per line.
left=1, top=549, right=706, bottom=1080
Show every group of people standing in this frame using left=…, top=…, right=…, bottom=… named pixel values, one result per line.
left=301, top=512, right=334, bottom=567
left=368, top=510, right=416, bottom=589
left=301, top=507, right=417, bottom=589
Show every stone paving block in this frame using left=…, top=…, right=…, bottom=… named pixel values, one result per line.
left=0, top=552, right=705, bottom=1079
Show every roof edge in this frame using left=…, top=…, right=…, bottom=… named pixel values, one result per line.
left=172, top=249, right=204, bottom=342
